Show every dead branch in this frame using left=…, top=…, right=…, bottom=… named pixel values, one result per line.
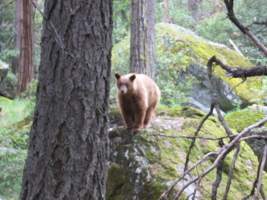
left=224, top=0, right=267, bottom=56
left=229, top=39, right=244, bottom=57
left=159, top=55, right=267, bottom=199
left=208, top=55, right=267, bottom=78
left=184, top=103, right=215, bottom=172
left=172, top=117, right=267, bottom=199
left=254, top=20, right=267, bottom=26
left=0, top=0, right=14, bottom=11
left=158, top=149, right=224, bottom=200
left=223, top=143, right=240, bottom=200
left=255, top=140, right=267, bottom=199
left=148, top=133, right=234, bottom=140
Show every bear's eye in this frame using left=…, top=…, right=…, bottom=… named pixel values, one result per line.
left=119, top=83, right=128, bottom=87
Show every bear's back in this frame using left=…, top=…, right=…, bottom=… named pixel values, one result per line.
left=135, top=74, right=161, bottom=104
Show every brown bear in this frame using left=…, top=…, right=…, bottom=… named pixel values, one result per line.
left=115, top=72, right=161, bottom=132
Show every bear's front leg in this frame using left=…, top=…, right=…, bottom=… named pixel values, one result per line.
left=132, top=107, right=146, bottom=132
left=120, top=106, right=134, bottom=129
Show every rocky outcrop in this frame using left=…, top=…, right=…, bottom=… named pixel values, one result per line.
left=107, top=107, right=267, bottom=199
left=225, top=108, right=267, bottom=172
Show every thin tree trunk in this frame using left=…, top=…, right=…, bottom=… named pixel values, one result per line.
left=12, top=0, right=21, bottom=75
left=16, top=0, right=33, bottom=96
left=19, top=0, right=112, bottom=199
left=188, top=0, right=197, bottom=19
left=130, top=0, right=156, bottom=78
left=163, top=0, right=169, bottom=22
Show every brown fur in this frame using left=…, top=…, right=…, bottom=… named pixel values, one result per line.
left=115, top=73, right=161, bottom=132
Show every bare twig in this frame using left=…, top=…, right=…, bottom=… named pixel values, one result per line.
left=254, top=140, right=267, bottom=199
left=148, top=133, right=234, bottom=140
left=223, top=143, right=240, bottom=200
left=211, top=154, right=226, bottom=199
left=229, top=39, right=244, bottom=57
left=158, top=149, right=223, bottom=199
left=184, top=103, right=215, bottom=172
left=173, top=117, right=267, bottom=199
left=30, top=0, right=65, bottom=50
left=0, top=0, right=14, bottom=11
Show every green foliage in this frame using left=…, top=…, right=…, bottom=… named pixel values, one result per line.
left=250, top=76, right=267, bottom=105
left=0, top=0, right=15, bottom=64
left=0, top=148, right=26, bottom=199
left=0, top=96, right=35, bottom=199
left=113, top=0, right=131, bottom=44
left=196, top=13, right=236, bottom=45
left=157, top=71, right=198, bottom=107
left=0, top=72, right=18, bottom=97
left=20, top=78, right=38, bottom=101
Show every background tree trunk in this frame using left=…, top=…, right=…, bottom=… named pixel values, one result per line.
left=188, top=0, right=197, bottom=19
left=130, top=0, right=156, bottom=78
left=16, top=0, right=33, bottom=96
left=163, top=0, right=169, bottom=22
left=19, top=0, right=112, bottom=199
left=12, top=0, right=21, bottom=75
left=215, top=0, right=222, bottom=13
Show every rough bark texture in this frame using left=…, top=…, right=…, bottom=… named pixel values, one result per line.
left=130, top=0, right=156, bottom=78
left=19, top=0, right=112, bottom=200
left=16, top=0, right=33, bottom=96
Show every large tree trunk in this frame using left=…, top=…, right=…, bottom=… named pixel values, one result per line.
left=19, top=1, right=112, bottom=199
left=16, top=0, right=33, bottom=96
left=130, top=0, right=156, bottom=78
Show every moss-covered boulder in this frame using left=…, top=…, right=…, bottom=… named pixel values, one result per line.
left=112, top=23, right=262, bottom=112
left=225, top=108, right=267, bottom=172
left=107, top=107, right=267, bottom=199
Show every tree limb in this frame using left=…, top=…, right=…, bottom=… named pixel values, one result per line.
left=224, top=0, right=267, bottom=56
left=208, top=56, right=267, bottom=78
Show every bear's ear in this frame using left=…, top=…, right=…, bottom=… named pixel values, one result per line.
left=130, top=74, right=136, bottom=82
left=115, top=73, right=121, bottom=80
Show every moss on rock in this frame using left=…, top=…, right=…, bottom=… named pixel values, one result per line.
left=225, top=108, right=266, bottom=132
left=108, top=107, right=267, bottom=199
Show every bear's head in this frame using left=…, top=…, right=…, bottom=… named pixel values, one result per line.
left=115, top=73, right=136, bottom=94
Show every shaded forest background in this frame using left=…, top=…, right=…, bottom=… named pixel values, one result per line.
left=1, top=0, right=267, bottom=76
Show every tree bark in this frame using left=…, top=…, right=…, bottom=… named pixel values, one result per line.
left=16, top=0, right=33, bottom=96
left=12, top=0, right=21, bottom=75
left=130, top=0, right=156, bottom=78
left=19, top=0, right=112, bottom=199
